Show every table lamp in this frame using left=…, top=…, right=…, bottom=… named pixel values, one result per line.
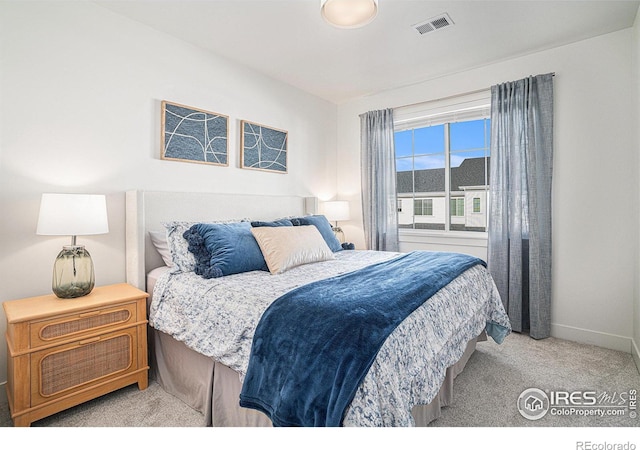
left=323, top=200, right=350, bottom=243
left=36, top=193, right=109, bottom=298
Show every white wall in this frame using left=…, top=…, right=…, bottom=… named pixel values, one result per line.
left=0, top=2, right=337, bottom=390
left=337, top=29, right=637, bottom=353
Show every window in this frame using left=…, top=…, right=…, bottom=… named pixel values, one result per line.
left=414, top=199, right=433, bottom=216
left=473, top=197, right=481, bottom=213
left=450, top=198, right=464, bottom=216
left=394, top=92, right=491, bottom=233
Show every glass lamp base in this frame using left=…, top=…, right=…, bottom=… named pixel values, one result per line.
left=332, top=226, right=346, bottom=244
left=52, top=245, right=95, bottom=299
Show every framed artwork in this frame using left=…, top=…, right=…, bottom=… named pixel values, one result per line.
left=161, top=100, right=229, bottom=166
left=240, top=120, right=288, bottom=173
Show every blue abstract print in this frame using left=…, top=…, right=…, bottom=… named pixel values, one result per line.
left=241, top=121, right=287, bottom=173
left=162, top=101, right=228, bottom=165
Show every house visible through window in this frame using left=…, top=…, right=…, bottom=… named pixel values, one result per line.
left=394, top=92, right=491, bottom=233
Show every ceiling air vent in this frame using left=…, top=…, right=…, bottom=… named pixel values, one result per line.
left=413, top=13, right=454, bottom=35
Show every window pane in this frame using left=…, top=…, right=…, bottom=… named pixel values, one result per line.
left=450, top=154, right=489, bottom=191
left=414, top=199, right=423, bottom=216
left=413, top=155, right=445, bottom=200
left=486, top=118, right=491, bottom=150
left=414, top=154, right=445, bottom=171
left=398, top=198, right=413, bottom=228
left=414, top=125, right=444, bottom=155
left=451, top=148, right=488, bottom=163
left=448, top=118, right=490, bottom=232
left=394, top=130, right=413, bottom=157
left=396, top=157, right=413, bottom=172
left=450, top=198, right=464, bottom=216
left=450, top=119, right=486, bottom=151
left=412, top=197, right=443, bottom=230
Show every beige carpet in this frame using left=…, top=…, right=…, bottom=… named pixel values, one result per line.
left=0, top=379, right=204, bottom=428
left=430, top=332, right=640, bottom=427
left=1, top=332, right=638, bottom=428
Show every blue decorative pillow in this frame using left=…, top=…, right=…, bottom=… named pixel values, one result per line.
left=290, top=215, right=342, bottom=252
left=164, top=219, right=248, bottom=272
left=250, top=219, right=293, bottom=227
left=182, top=226, right=210, bottom=274
left=184, top=222, right=268, bottom=278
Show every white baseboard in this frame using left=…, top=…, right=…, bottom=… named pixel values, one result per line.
left=632, top=338, right=640, bottom=376
left=551, top=323, right=632, bottom=353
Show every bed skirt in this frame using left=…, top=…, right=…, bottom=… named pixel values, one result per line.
left=150, top=328, right=483, bottom=427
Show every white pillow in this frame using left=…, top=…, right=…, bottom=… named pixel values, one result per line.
left=149, top=230, right=173, bottom=267
left=163, top=221, right=200, bottom=272
left=251, top=225, right=335, bottom=274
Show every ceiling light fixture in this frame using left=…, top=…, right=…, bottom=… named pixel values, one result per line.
left=321, top=0, right=378, bottom=29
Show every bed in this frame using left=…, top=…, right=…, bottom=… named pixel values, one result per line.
left=125, top=190, right=511, bottom=427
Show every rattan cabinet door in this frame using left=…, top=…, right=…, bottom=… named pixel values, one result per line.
left=30, top=303, right=137, bottom=348
left=30, top=328, right=138, bottom=407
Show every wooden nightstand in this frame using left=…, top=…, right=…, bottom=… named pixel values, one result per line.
left=3, top=283, right=149, bottom=427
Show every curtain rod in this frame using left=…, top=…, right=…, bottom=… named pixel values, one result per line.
left=392, top=72, right=555, bottom=111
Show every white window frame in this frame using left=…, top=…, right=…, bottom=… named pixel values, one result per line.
left=394, top=90, right=491, bottom=237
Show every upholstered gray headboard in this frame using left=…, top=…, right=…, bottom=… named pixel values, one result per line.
left=125, top=190, right=317, bottom=290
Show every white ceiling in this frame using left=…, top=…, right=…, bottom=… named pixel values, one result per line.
left=96, top=0, right=639, bottom=104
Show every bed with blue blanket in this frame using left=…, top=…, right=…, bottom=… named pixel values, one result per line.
left=128, top=190, right=511, bottom=427
left=238, top=250, right=509, bottom=426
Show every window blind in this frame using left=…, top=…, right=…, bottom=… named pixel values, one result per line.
left=393, top=89, right=491, bottom=131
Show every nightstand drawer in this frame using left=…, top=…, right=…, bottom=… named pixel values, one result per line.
left=30, top=302, right=137, bottom=348
left=30, top=327, right=138, bottom=407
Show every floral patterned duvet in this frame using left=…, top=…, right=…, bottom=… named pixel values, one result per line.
left=150, top=250, right=511, bottom=426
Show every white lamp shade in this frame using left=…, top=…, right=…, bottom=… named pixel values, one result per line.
left=321, top=0, right=378, bottom=29
left=323, top=201, right=350, bottom=222
left=37, top=193, right=109, bottom=236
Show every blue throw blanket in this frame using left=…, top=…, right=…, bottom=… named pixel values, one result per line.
left=239, top=251, right=487, bottom=427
